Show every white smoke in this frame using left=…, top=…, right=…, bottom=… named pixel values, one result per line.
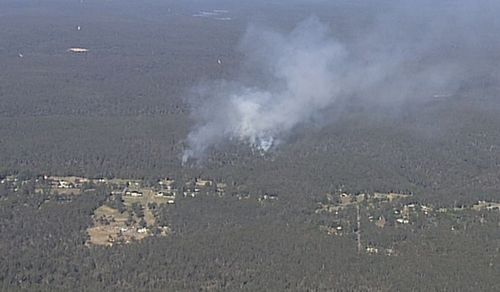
left=183, top=18, right=347, bottom=162
left=182, top=2, right=500, bottom=162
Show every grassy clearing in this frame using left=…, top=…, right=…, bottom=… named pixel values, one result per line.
left=87, top=192, right=172, bottom=246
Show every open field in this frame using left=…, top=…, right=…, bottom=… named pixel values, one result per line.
left=87, top=199, right=170, bottom=246
left=87, top=205, right=130, bottom=245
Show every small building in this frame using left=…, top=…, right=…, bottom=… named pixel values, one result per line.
left=68, top=47, right=89, bottom=53
left=58, top=180, right=72, bottom=189
left=183, top=192, right=196, bottom=198
left=396, top=218, right=409, bottom=224
left=237, top=193, right=250, bottom=200
left=385, top=248, right=395, bottom=256
left=264, top=193, right=278, bottom=200
left=195, top=178, right=213, bottom=187
left=421, top=205, right=432, bottom=215
left=157, top=191, right=176, bottom=198
left=486, top=205, right=500, bottom=211
left=126, top=190, right=143, bottom=197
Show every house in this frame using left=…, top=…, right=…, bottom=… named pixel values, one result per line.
left=126, top=190, right=143, bottom=197
left=183, top=192, right=196, bottom=198
left=263, top=193, right=278, bottom=200
left=237, top=193, right=250, bottom=200
left=259, top=193, right=278, bottom=202
left=385, top=248, right=395, bottom=256
left=373, top=192, right=410, bottom=202
left=396, top=218, right=409, bottom=224
left=421, top=205, right=432, bottom=211
left=137, top=228, right=148, bottom=233
left=57, top=180, right=72, bottom=189
left=195, top=178, right=213, bottom=187
left=131, top=191, right=143, bottom=197
left=421, top=205, right=432, bottom=215
left=68, top=47, right=89, bottom=53
left=182, top=192, right=196, bottom=198
left=110, top=190, right=123, bottom=196
left=486, top=205, right=500, bottom=211
left=473, top=201, right=500, bottom=211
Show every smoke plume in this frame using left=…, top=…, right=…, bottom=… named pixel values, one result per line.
left=183, top=1, right=500, bottom=162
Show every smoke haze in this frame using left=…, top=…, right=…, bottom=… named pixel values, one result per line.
left=183, top=1, right=500, bottom=162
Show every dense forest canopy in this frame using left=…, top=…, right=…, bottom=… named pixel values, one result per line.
left=0, top=0, right=499, bottom=291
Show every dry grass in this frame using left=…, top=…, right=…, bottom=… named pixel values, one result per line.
left=52, top=188, right=82, bottom=195
left=87, top=194, right=171, bottom=246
